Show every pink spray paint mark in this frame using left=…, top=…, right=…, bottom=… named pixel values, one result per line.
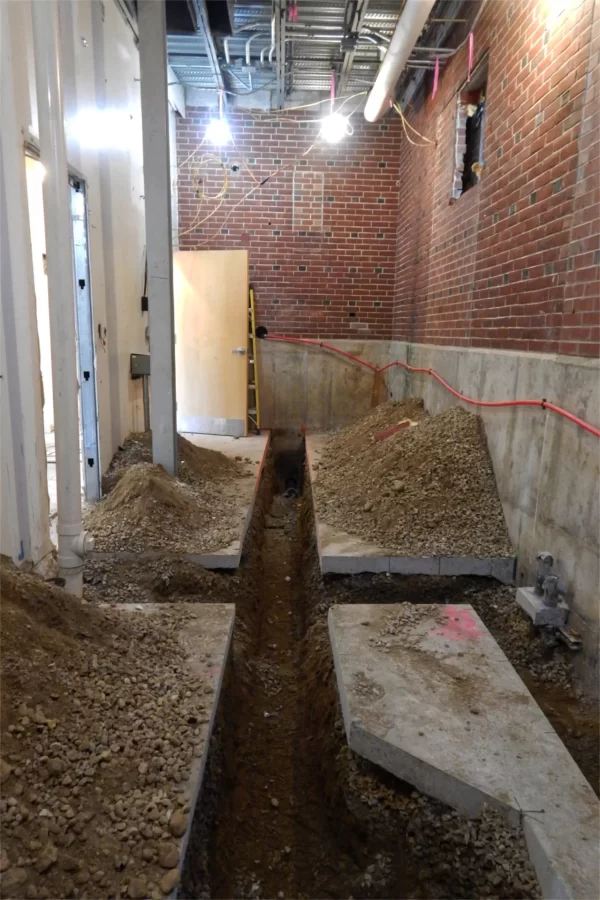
left=468, top=32, right=474, bottom=81
left=431, top=606, right=484, bottom=643
left=432, top=57, right=439, bottom=99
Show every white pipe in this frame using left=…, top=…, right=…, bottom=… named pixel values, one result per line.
left=245, top=33, right=260, bottom=66
left=364, top=0, right=436, bottom=122
left=224, top=36, right=231, bottom=64
left=31, top=0, right=94, bottom=596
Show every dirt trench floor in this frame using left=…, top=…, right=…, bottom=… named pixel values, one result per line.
left=175, top=447, right=593, bottom=900
left=78, top=445, right=598, bottom=900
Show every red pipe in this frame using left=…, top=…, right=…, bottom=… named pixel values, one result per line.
left=266, top=334, right=379, bottom=371
left=264, top=334, right=600, bottom=439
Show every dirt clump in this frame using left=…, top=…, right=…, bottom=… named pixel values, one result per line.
left=317, top=402, right=513, bottom=557
left=101, top=431, right=242, bottom=495
left=0, top=561, right=220, bottom=900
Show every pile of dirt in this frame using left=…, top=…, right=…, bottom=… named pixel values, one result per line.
left=316, top=402, right=513, bottom=557
left=84, top=556, right=245, bottom=607
left=101, top=432, right=243, bottom=495
left=85, top=460, right=244, bottom=554
left=0, top=562, right=219, bottom=900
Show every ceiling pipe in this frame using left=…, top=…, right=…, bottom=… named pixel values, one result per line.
left=364, top=0, right=436, bottom=122
left=31, top=0, right=94, bottom=596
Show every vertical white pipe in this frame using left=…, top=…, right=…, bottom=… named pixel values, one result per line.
left=31, top=0, right=93, bottom=596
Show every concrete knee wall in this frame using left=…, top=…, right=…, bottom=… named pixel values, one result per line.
left=258, top=339, right=599, bottom=692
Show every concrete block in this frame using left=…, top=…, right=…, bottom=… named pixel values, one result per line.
left=329, top=603, right=599, bottom=900
left=516, top=586, right=569, bottom=627
left=439, top=556, right=493, bottom=577
left=491, top=556, right=516, bottom=584
left=389, top=556, right=440, bottom=575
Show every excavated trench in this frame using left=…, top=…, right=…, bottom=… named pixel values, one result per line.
left=179, top=437, right=598, bottom=900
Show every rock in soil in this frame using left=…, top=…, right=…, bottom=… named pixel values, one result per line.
left=317, top=401, right=513, bottom=558
left=0, top=560, right=212, bottom=900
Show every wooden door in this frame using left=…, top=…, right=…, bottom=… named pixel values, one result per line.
left=173, top=249, right=248, bottom=436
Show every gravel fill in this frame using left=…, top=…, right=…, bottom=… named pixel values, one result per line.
left=0, top=561, right=219, bottom=900
left=84, top=557, right=245, bottom=607
left=84, top=433, right=249, bottom=555
left=316, top=401, right=513, bottom=557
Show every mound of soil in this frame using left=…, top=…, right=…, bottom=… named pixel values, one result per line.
left=84, top=556, right=245, bottom=607
left=85, top=461, right=244, bottom=554
left=0, top=562, right=216, bottom=900
left=102, top=432, right=242, bottom=495
left=317, top=403, right=513, bottom=557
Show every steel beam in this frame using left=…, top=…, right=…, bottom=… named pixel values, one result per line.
left=138, top=0, right=178, bottom=475
left=192, top=0, right=225, bottom=92
left=274, top=0, right=286, bottom=108
left=339, top=0, right=371, bottom=94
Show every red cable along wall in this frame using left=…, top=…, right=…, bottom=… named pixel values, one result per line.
left=265, top=335, right=600, bottom=439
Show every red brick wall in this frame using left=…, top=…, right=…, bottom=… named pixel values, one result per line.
left=393, top=0, right=600, bottom=356
left=176, top=109, right=403, bottom=338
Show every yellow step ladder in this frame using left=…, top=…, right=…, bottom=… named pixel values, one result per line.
left=248, top=287, right=261, bottom=434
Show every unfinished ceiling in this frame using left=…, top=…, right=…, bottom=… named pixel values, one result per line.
left=163, top=0, right=484, bottom=110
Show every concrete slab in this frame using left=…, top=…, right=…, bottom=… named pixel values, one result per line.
left=118, top=603, right=234, bottom=897
left=516, top=586, right=569, bottom=627
left=329, top=603, right=599, bottom=900
left=306, top=435, right=516, bottom=581
left=90, top=432, right=269, bottom=569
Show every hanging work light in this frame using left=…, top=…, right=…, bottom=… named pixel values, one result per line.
left=206, top=91, right=231, bottom=146
left=320, top=73, right=350, bottom=143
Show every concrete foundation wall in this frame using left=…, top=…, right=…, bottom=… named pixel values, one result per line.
left=257, top=339, right=391, bottom=431
left=388, top=341, right=599, bottom=686
left=258, top=337, right=599, bottom=686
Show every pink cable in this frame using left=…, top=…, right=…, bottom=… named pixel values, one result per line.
left=432, top=57, right=439, bottom=99
left=468, top=32, right=474, bottom=81
left=264, top=335, right=600, bottom=439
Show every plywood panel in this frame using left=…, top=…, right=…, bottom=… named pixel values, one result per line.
left=174, top=249, right=248, bottom=436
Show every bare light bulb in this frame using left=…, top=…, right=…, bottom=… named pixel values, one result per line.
left=320, top=112, right=349, bottom=144
left=206, top=117, right=232, bottom=146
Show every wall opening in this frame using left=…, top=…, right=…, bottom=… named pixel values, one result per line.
left=24, top=155, right=101, bottom=537
left=452, top=56, right=489, bottom=198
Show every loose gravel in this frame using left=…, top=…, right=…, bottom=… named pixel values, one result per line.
left=84, top=433, right=250, bottom=555
left=316, top=401, right=513, bottom=557
left=0, top=562, right=216, bottom=900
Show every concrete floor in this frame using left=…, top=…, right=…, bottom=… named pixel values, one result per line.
left=329, top=603, right=599, bottom=900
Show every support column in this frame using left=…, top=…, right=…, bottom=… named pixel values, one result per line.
left=0, top=0, right=52, bottom=568
left=138, top=0, right=178, bottom=475
left=31, top=0, right=94, bottom=596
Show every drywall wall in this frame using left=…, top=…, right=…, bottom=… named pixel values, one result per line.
left=393, top=0, right=599, bottom=357
left=1, top=0, right=52, bottom=566
left=1, top=0, right=147, bottom=565
left=387, top=341, right=600, bottom=688
left=7, top=0, right=148, bottom=473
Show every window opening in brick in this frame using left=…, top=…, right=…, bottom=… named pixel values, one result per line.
left=452, top=56, right=488, bottom=199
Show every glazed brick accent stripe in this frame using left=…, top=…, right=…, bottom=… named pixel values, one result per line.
left=176, top=109, right=403, bottom=339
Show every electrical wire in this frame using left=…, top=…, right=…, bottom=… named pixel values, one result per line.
left=193, top=140, right=318, bottom=246
left=265, top=335, right=600, bottom=439
left=393, top=102, right=435, bottom=146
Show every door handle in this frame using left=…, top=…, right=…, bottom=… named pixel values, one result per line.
left=232, top=347, right=246, bottom=355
